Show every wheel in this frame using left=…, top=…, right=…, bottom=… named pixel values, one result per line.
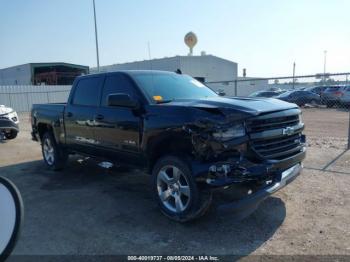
left=41, top=132, right=68, bottom=171
left=152, top=155, right=212, bottom=222
left=4, top=130, right=18, bottom=140
left=310, top=100, right=318, bottom=106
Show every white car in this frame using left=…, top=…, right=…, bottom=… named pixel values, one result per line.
left=0, top=105, right=19, bottom=140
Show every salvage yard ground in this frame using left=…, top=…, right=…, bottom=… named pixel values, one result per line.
left=0, top=109, right=349, bottom=257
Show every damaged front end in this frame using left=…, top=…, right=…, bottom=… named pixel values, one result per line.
left=183, top=110, right=306, bottom=215
left=183, top=108, right=306, bottom=190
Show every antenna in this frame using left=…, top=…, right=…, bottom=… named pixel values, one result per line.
left=147, top=41, right=153, bottom=70
left=147, top=41, right=155, bottom=90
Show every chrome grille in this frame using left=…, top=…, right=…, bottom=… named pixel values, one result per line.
left=247, top=114, right=299, bottom=132
left=248, top=112, right=304, bottom=160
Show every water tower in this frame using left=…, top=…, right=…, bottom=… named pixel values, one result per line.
left=184, top=32, right=198, bottom=56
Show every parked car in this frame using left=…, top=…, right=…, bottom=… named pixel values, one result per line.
left=340, top=86, right=350, bottom=106
left=304, top=86, right=328, bottom=96
left=249, top=90, right=281, bottom=98
left=0, top=105, right=19, bottom=140
left=31, top=71, right=306, bottom=222
left=322, top=86, right=347, bottom=107
left=277, top=90, right=320, bottom=106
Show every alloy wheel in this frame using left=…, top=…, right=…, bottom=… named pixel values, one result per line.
left=43, top=138, right=55, bottom=165
left=156, top=165, right=191, bottom=213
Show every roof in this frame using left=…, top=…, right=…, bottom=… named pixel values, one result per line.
left=98, top=54, right=237, bottom=69
left=88, top=70, right=178, bottom=78
left=0, top=62, right=89, bottom=70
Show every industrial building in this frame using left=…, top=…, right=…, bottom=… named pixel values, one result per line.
left=94, top=54, right=238, bottom=84
left=92, top=54, right=268, bottom=96
left=0, top=62, right=89, bottom=85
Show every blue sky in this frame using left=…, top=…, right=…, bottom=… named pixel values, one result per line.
left=0, top=0, right=349, bottom=76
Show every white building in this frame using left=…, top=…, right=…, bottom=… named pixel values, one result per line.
left=92, top=54, right=240, bottom=95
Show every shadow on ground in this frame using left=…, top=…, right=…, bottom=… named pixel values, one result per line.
left=0, top=158, right=286, bottom=256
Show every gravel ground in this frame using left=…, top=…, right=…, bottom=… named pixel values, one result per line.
left=0, top=111, right=349, bottom=258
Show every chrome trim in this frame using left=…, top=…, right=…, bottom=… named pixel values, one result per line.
left=266, top=163, right=302, bottom=194
left=250, top=123, right=304, bottom=140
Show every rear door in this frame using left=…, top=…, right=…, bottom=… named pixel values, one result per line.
left=64, top=76, right=104, bottom=154
left=94, top=73, right=143, bottom=164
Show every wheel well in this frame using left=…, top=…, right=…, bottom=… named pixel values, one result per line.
left=147, top=135, right=192, bottom=173
left=37, top=123, right=53, bottom=140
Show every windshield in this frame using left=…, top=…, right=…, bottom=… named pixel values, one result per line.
left=277, top=91, right=293, bottom=98
left=132, top=73, right=218, bottom=103
left=249, top=91, right=261, bottom=97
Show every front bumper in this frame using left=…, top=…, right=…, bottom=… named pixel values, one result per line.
left=0, top=119, right=19, bottom=132
left=191, top=146, right=305, bottom=217
left=217, top=163, right=302, bottom=214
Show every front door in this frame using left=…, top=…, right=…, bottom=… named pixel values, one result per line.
left=94, top=73, right=142, bottom=165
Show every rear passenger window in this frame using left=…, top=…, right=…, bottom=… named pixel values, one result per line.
left=101, top=74, right=137, bottom=106
left=72, top=77, right=102, bottom=106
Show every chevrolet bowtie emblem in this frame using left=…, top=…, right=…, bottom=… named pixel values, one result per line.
left=283, top=126, right=294, bottom=136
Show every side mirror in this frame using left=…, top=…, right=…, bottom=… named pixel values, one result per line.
left=217, top=90, right=226, bottom=96
left=107, top=93, right=139, bottom=108
left=0, top=176, right=23, bottom=260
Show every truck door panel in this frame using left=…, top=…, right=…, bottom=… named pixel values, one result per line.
left=64, top=76, right=103, bottom=154
left=94, top=74, right=142, bottom=164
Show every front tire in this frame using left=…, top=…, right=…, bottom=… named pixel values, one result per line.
left=5, top=130, right=18, bottom=140
left=41, top=132, right=68, bottom=171
left=152, top=155, right=212, bottom=222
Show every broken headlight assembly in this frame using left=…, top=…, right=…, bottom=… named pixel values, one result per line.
left=212, top=123, right=246, bottom=141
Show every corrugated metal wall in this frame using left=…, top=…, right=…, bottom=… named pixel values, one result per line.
left=0, top=85, right=72, bottom=112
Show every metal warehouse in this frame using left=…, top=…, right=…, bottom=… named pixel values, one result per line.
left=0, top=62, right=89, bottom=85
left=93, top=54, right=238, bottom=85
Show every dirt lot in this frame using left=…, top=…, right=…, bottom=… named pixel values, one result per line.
left=0, top=110, right=349, bottom=258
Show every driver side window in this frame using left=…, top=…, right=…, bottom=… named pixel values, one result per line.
left=101, top=74, right=137, bottom=107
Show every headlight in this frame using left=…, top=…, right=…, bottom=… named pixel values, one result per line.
left=212, top=123, right=246, bottom=141
left=298, top=113, right=303, bottom=124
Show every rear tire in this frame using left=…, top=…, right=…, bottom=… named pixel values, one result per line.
left=152, top=155, right=212, bottom=222
left=5, top=130, right=18, bottom=140
left=41, top=132, right=68, bottom=171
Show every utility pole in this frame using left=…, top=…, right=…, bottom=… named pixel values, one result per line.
left=292, top=62, right=296, bottom=89
left=323, top=50, right=327, bottom=84
left=93, top=0, right=100, bottom=72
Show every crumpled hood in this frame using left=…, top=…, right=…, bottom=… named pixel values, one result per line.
left=161, top=96, right=298, bottom=116
left=0, top=105, right=14, bottom=115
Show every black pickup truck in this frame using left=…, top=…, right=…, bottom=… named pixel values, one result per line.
left=31, top=71, right=306, bottom=222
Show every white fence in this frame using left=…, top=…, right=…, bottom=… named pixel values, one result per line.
left=0, top=85, right=72, bottom=112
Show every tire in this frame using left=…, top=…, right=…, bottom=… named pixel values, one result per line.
left=152, top=155, right=212, bottom=222
left=310, top=99, right=318, bottom=106
left=41, top=132, right=68, bottom=171
left=5, top=130, right=18, bottom=140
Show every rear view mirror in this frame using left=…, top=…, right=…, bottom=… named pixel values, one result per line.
left=0, top=176, right=23, bottom=260
left=107, top=93, right=139, bottom=108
